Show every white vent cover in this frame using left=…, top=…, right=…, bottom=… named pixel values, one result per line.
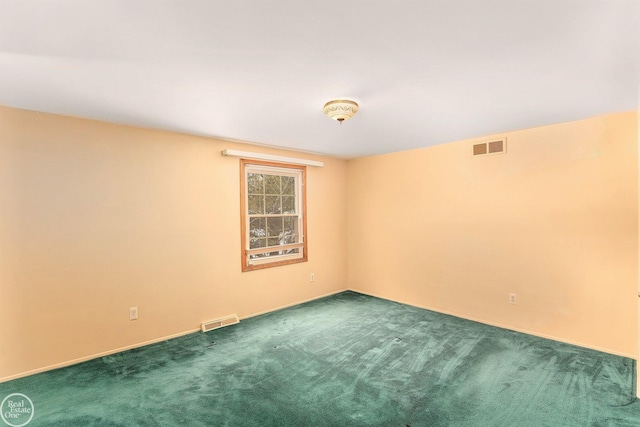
left=201, top=314, right=239, bottom=332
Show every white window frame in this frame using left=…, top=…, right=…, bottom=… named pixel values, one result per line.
left=240, top=160, right=307, bottom=271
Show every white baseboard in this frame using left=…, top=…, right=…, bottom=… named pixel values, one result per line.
left=4, top=287, right=632, bottom=385
left=0, top=328, right=200, bottom=384
left=348, top=287, right=638, bottom=360
left=240, top=288, right=347, bottom=320
left=0, top=288, right=349, bottom=384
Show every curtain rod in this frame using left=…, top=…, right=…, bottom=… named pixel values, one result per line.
left=221, top=149, right=324, bottom=167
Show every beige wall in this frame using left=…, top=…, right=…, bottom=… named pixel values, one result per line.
left=348, top=112, right=639, bottom=358
left=0, top=106, right=348, bottom=381
left=637, top=86, right=640, bottom=397
left=2, top=106, right=638, bottom=382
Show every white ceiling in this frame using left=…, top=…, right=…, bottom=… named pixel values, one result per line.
left=1, top=1, right=639, bottom=158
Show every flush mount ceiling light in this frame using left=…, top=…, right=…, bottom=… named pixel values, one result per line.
left=323, top=99, right=359, bottom=124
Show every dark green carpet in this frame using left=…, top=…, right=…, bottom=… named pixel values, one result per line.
left=1, top=291, right=638, bottom=426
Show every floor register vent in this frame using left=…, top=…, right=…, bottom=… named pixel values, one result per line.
left=201, top=314, right=239, bottom=332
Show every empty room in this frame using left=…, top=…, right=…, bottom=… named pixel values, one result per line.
left=1, top=1, right=639, bottom=426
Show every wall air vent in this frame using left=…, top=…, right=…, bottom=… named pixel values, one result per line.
left=201, top=314, right=239, bottom=332
left=473, top=138, right=506, bottom=156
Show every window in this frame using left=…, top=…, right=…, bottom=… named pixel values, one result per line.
left=240, top=160, right=307, bottom=271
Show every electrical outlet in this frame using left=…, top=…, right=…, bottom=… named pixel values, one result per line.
left=509, top=293, right=517, bottom=304
left=129, top=306, right=138, bottom=320
left=310, top=273, right=315, bottom=282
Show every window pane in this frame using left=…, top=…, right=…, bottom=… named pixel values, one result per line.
left=265, top=195, right=281, bottom=214
left=250, top=237, right=266, bottom=249
left=248, top=173, right=264, bottom=194
left=282, top=176, right=295, bottom=195
left=248, top=195, right=264, bottom=215
left=249, top=217, right=266, bottom=238
left=283, top=216, right=298, bottom=243
left=267, top=217, right=283, bottom=240
left=265, top=175, right=281, bottom=195
left=267, top=237, right=281, bottom=247
left=282, top=196, right=295, bottom=214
